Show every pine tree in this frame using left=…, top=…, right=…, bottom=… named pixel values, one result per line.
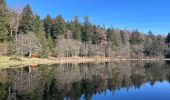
left=120, top=30, right=125, bottom=44
left=92, top=25, right=98, bottom=44
left=129, top=29, right=143, bottom=45
left=33, top=15, right=41, bottom=33
left=51, top=15, right=66, bottom=39
left=43, top=14, right=53, bottom=37
left=71, top=16, right=82, bottom=41
left=7, top=37, right=17, bottom=55
left=47, top=33, right=54, bottom=53
left=106, top=28, right=115, bottom=50
left=0, top=0, right=8, bottom=43
left=166, top=33, right=170, bottom=44
left=148, top=31, right=154, bottom=39
left=34, top=15, right=49, bottom=58
left=82, top=16, right=93, bottom=42
left=19, top=4, right=34, bottom=33
left=42, top=15, right=54, bottom=53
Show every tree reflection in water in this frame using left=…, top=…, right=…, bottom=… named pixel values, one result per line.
left=0, top=61, right=170, bottom=100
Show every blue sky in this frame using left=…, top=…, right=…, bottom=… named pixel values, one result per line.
left=6, top=0, right=170, bottom=35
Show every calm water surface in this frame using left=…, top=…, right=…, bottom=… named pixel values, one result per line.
left=0, top=61, right=170, bottom=100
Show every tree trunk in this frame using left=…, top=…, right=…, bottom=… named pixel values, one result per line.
left=15, top=17, right=19, bottom=41
left=21, top=45, right=23, bottom=61
left=29, top=35, right=32, bottom=58
left=10, top=29, right=13, bottom=37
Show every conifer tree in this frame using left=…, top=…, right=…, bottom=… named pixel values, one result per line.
left=43, top=14, right=53, bottom=37
left=51, top=15, right=66, bottom=39
left=43, top=15, right=54, bottom=52
left=47, top=33, right=54, bottom=53
left=129, top=29, right=143, bottom=45
left=166, top=33, right=170, bottom=44
left=0, top=0, right=8, bottom=42
left=82, top=16, right=93, bottom=42
left=107, top=28, right=115, bottom=50
left=72, top=16, right=82, bottom=41
left=120, top=30, right=126, bottom=44
left=19, top=4, right=34, bottom=33
left=34, top=15, right=49, bottom=57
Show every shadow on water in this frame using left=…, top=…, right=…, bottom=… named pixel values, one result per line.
left=0, top=61, right=170, bottom=100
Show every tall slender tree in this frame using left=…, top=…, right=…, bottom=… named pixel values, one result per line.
left=0, top=0, right=8, bottom=43
left=106, top=28, right=115, bottom=50
left=34, top=15, right=49, bottom=57
left=120, top=30, right=126, bottom=44
left=166, top=33, right=170, bottom=44
left=19, top=4, right=34, bottom=33
left=43, top=14, right=53, bottom=37
left=72, top=16, right=82, bottom=41
left=82, top=16, right=93, bottom=42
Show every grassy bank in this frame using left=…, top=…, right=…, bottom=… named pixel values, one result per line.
left=0, top=56, right=169, bottom=69
left=0, top=56, right=112, bottom=68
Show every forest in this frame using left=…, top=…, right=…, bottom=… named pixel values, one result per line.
left=1, top=0, right=170, bottom=59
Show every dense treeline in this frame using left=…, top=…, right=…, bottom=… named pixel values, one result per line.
left=1, top=1, right=170, bottom=58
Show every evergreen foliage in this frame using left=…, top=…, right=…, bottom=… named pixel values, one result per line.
left=19, top=4, right=34, bottom=33
left=1, top=2, right=170, bottom=58
left=51, top=15, right=66, bottom=39
left=0, top=0, right=8, bottom=42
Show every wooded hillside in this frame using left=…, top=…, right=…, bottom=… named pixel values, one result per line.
left=1, top=0, right=170, bottom=58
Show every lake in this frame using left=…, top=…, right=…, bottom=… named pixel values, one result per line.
left=0, top=61, right=170, bottom=100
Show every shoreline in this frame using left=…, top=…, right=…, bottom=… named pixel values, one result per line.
left=0, top=56, right=169, bottom=69
left=0, top=56, right=111, bottom=68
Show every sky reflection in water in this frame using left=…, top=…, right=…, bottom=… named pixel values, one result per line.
left=89, top=81, right=170, bottom=100
left=1, top=61, right=170, bottom=100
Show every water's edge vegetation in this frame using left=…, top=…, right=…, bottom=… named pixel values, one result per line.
left=1, top=56, right=170, bottom=69
left=0, top=56, right=111, bottom=68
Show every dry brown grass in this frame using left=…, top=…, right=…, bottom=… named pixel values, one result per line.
left=0, top=56, right=112, bottom=69
left=0, top=56, right=168, bottom=69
